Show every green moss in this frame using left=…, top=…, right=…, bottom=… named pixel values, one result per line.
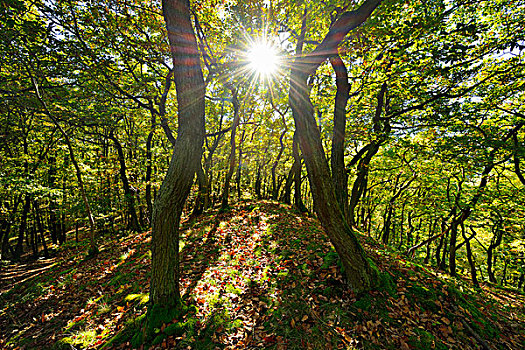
left=353, top=294, right=372, bottom=312
left=366, top=257, right=381, bottom=289
left=164, top=323, right=183, bottom=336
left=108, top=272, right=134, bottom=286
left=151, top=334, right=166, bottom=345
left=321, top=250, right=339, bottom=269
left=124, top=293, right=149, bottom=306
left=408, top=329, right=448, bottom=350
left=144, top=302, right=183, bottom=342
left=64, top=318, right=86, bottom=332
left=408, top=285, right=435, bottom=300
left=131, top=332, right=144, bottom=348
left=378, top=272, right=397, bottom=297
left=101, top=314, right=146, bottom=349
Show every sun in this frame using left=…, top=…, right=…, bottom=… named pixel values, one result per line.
left=247, top=40, right=279, bottom=79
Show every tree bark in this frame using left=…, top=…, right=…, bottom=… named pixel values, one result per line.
left=271, top=109, right=288, bottom=200
left=34, top=200, right=49, bottom=259
left=2, top=195, right=21, bottom=260
left=109, top=132, right=141, bottom=232
left=236, top=129, right=245, bottom=200
left=292, top=132, right=307, bottom=212
left=221, top=89, right=240, bottom=209
left=48, top=154, right=59, bottom=244
left=463, top=225, right=479, bottom=287
left=149, top=0, right=205, bottom=310
left=329, top=54, right=350, bottom=218
left=14, top=195, right=31, bottom=261
left=487, top=215, right=504, bottom=284
left=348, top=83, right=389, bottom=227
left=288, top=0, right=383, bottom=293
left=281, top=160, right=295, bottom=204
left=27, top=68, right=98, bottom=255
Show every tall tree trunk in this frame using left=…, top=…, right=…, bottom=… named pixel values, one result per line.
left=487, top=217, right=504, bottom=284
left=109, top=132, right=141, bottom=232
left=145, top=128, right=155, bottom=223
left=329, top=54, right=350, bottom=218
left=272, top=113, right=288, bottom=200
left=48, top=154, right=59, bottom=244
left=255, top=163, right=262, bottom=199
left=382, top=204, right=394, bottom=245
left=14, top=195, right=31, bottom=261
left=221, top=89, right=240, bottom=209
left=448, top=218, right=459, bottom=276
left=292, top=132, right=307, bottom=212
left=289, top=69, right=378, bottom=291
left=236, top=129, right=245, bottom=200
left=2, top=195, right=21, bottom=260
left=288, top=0, right=382, bottom=293
left=281, top=160, right=295, bottom=204
left=34, top=200, right=49, bottom=259
left=149, top=0, right=205, bottom=319
left=348, top=83, right=389, bottom=226
left=147, top=69, right=175, bottom=223
left=202, top=121, right=228, bottom=209
left=27, top=68, right=98, bottom=255
left=463, top=225, right=479, bottom=287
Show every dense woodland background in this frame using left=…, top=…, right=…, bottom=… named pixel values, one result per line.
left=1, top=0, right=525, bottom=348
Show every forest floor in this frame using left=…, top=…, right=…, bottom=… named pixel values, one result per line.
left=1, top=200, right=524, bottom=349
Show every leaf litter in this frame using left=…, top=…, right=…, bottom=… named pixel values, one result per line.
left=0, top=200, right=523, bottom=349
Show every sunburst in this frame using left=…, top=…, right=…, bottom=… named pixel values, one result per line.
left=247, top=40, right=280, bottom=79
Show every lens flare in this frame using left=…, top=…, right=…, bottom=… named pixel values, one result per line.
left=247, top=41, right=279, bottom=78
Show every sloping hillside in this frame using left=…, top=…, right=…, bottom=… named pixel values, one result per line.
left=1, top=201, right=524, bottom=349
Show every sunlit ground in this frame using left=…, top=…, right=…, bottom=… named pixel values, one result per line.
left=1, top=202, right=524, bottom=349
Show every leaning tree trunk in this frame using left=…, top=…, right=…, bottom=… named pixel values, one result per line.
left=149, top=0, right=205, bottom=322
left=288, top=0, right=383, bottom=293
left=348, top=83, right=389, bottom=227
left=463, top=225, right=479, bottom=288
left=329, top=54, right=350, bottom=218
left=289, top=67, right=378, bottom=292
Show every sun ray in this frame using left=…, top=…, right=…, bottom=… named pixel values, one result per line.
left=247, top=40, right=279, bottom=77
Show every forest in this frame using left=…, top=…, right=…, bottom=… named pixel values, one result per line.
left=1, top=0, right=524, bottom=349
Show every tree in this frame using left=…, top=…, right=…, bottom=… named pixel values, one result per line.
left=147, top=0, right=206, bottom=333
left=288, top=0, right=383, bottom=293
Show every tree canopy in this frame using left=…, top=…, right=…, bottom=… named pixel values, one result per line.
left=1, top=0, right=525, bottom=348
